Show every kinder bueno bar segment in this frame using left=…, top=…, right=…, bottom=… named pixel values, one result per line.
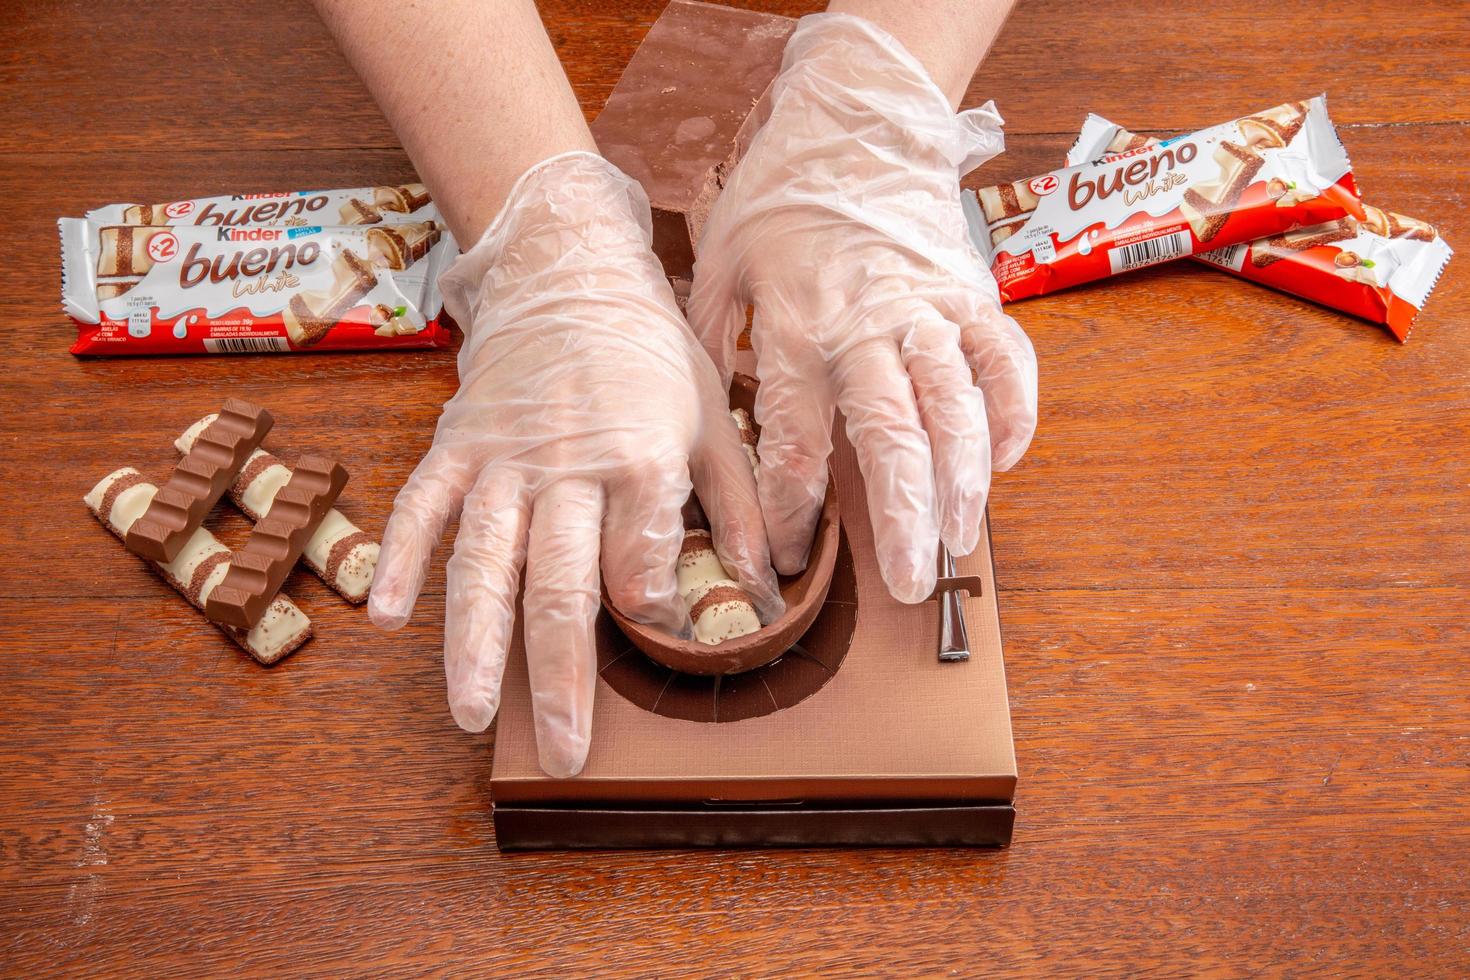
left=1066, top=115, right=1453, bottom=341
left=125, top=399, right=273, bottom=563
left=176, top=416, right=379, bottom=603
left=969, top=97, right=1362, bottom=302
left=86, top=467, right=312, bottom=665
left=61, top=218, right=455, bottom=355
left=205, top=457, right=349, bottom=629
left=88, top=183, right=435, bottom=228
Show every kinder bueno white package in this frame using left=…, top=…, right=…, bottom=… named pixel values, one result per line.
left=61, top=218, right=456, bottom=355
left=967, top=97, right=1363, bottom=302
left=86, top=182, right=437, bottom=228
left=1065, top=115, right=1452, bottom=342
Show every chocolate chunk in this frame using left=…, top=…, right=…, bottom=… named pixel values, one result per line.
left=592, top=0, right=795, bottom=280
left=204, top=456, right=349, bottom=629
left=124, top=399, right=273, bottom=563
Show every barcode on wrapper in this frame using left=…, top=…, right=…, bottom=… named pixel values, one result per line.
left=203, top=336, right=291, bottom=354
left=1108, top=231, right=1192, bottom=274
left=1197, top=242, right=1249, bottom=272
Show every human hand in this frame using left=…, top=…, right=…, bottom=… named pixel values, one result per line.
left=688, top=13, right=1037, bottom=603
left=369, top=152, right=781, bottom=777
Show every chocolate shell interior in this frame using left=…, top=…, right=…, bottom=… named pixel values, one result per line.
left=601, top=373, right=842, bottom=676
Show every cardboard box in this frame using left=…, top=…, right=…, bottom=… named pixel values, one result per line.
left=491, top=409, right=1017, bottom=849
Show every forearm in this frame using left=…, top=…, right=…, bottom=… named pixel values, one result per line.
left=312, top=0, right=596, bottom=245
left=825, top=0, right=1015, bottom=109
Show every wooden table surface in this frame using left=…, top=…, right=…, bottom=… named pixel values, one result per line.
left=4, top=1, right=1467, bottom=974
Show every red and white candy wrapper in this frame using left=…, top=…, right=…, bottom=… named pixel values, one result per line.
left=85, top=183, right=437, bottom=228
left=965, top=96, right=1363, bottom=303
left=60, top=218, right=457, bottom=355
left=1064, top=114, right=1453, bottom=342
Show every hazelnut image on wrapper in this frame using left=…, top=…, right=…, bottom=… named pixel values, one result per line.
left=1333, top=251, right=1380, bottom=286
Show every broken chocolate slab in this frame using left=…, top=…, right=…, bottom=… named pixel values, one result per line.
left=125, top=399, right=273, bottom=563
left=204, top=456, right=349, bottom=629
left=592, top=0, right=796, bottom=280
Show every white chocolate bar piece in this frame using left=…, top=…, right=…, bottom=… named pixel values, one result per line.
left=177, top=416, right=379, bottom=603
left=676, top=529, right=760, bottom=645
left=85, top=467, right=312, bottom=664
left=730, top=408, right=759, bottom=478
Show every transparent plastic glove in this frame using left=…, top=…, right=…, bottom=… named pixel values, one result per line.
left=369, top=152, right=781, bottom=778
left=688, top=13, right=1038, bottom=604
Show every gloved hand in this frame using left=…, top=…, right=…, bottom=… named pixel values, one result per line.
left=369, top=152, right=782, bottom=777
left=688, top=13, right=1038, bottom=603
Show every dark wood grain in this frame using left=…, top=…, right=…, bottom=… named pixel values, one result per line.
left=2, top=0, right=1467, bottom=976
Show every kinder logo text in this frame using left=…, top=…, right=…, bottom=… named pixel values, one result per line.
left=1068, top=142, right=1197, bottom=211
left=215, top=227, right=286, bottom=242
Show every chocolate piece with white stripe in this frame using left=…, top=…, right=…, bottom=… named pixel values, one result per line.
left=205, top=457, right=349, bottom=629
left=86, top=467, right=312, bottom=665
left=176, top=415, right=380, bottom=603
left=125, top=399, right=272, bottom=563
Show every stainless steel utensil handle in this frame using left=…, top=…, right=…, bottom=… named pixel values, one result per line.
left=938, top=546, right=970, bottom=662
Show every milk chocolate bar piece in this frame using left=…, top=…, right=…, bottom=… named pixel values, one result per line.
left=592, top=0, right=796, bottom=280
left=281, top=250, right=377, bottom=346
left=205, top=457, right=349, bottom=628
left=86, top=468, right=312, bottom=665
left=1179, top=141, right=1265, bottom=242
left=176, top=415, right=380, bottom=603
left=367, top=221, right=442, bottom=270
left=125, top=399, right=273, bottom=563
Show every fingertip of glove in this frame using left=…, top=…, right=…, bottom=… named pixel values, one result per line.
left=940, top=524, right=980, bottom=560
left=771, top=546, right=810, bottom=578
left=992, top=433, right=1034, bottom=473
left=451, top=694, right=499, bottom=734
left=881, top=553, right=937, bottom=605
left=754, top=589, right=786, bottom=625
left=367, top=595, right=410, bottom=632
left=538, top=738, right=590, bottom=779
